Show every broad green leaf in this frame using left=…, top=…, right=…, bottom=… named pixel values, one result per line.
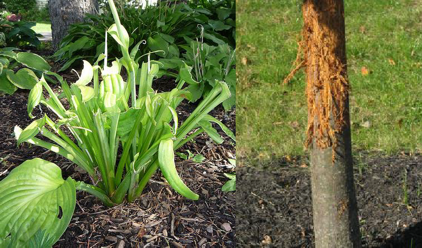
left=16, top=116, right=46, bottom=145
left=27, top=80, right=43, bottom=118
left=16, top=52, right=51, bottom=72
left=117, top=108, right=141, bottom=139
left=179, top=65, right=199, bottom=85
left=6, top=68, right=38, bottom=89
left=158, top=139, right=199, bottom=200
left=0, top=50, right=16, bottom=59
left=75, top=60, right=93, bottom=86
left=0, top=72, right=17, bottom=95
left=0, top=158, right=76, bottom=247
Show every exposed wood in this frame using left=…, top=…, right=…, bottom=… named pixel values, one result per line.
left=302, top=0, right=361, bottom=247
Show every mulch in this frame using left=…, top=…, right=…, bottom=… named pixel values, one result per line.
left=236, top=152, right=422, bottom=248
left=0, top=51, right=236, bottom=247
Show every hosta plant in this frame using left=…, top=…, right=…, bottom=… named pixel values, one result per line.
left=0, top=47, right=51, bottom=95
left=0, top=0, right=234, bottom=246
left=161, top=40, right=236, bottom=110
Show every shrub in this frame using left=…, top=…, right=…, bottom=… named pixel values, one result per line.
left=3, top=0, right=36, bottom=14
left=0, top=20, right=41, bottom=47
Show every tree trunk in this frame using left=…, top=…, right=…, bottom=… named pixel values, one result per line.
left=48, top=0, right=99, bottom=50
left=302, top=0, right=361, bottom=247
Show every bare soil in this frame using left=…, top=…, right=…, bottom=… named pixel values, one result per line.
left=236, top=153, right=422, bottom=248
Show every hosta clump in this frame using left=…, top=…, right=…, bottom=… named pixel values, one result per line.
left=0, top=47, right=51, bottom=95
left=161, top=40, right=236, bottom=110
left=1, top=0, right=234, bottom=246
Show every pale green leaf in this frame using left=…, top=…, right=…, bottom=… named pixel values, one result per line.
left=16, top=52, right=51, bottom=72
left=158, top=139, right=199, bottom=200
left=75, top=60, right=93, bottom=86
left=0, top=158, right=76, bottom=247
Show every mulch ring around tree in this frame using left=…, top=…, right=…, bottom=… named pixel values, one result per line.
left=236, top=153, right=422, bottom=248
left=0, top=75, right=236, bottom=247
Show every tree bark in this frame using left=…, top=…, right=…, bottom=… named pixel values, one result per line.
left=302, top=0, right=361, bottom=247
left=48, top=0, right=99, bottom=50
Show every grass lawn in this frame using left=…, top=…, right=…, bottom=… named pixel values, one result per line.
left=32, top=22, right=51, bottom=33
left=237, top=0, right=422, bottom=165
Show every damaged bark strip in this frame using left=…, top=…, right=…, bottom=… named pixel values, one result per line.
left=302, top=0, right=361, bottom=247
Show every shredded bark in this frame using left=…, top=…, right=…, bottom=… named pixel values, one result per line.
left=284, top=0, right=350, bottom=154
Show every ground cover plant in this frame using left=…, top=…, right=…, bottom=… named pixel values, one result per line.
left=0, top=0, right=234, bottom=246
left=237, top=0, right=422, bottom=246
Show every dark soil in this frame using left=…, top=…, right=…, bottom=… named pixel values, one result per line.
left=237, top=153, right=422, bottom=248
left=0, top=67, right=236, bottom=247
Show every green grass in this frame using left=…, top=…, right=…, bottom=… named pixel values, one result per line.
left=237, top=0, right=422, bottom=165
left=31, top=22, right=51, bottom=33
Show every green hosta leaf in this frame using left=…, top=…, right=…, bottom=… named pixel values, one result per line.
left=0, top=72, right=17, bottom=95
left=27, top=80, right=43, bottom=118
left=108, top=24, right=129, bottom=50
left=208, top=20, right=232, bottom=31
left=75, top=60, right=93, bottom=86
left=158, top=139, right=199, bottom=200
left=222, top=173, right=236, bottom=192
left=147, top=35, right=169, bottom=57
left=117, top=108, right=141, bottom=140
left=0, top=158, right=76, bottom=247
left=16, top=116, right=46, bottom=146
left=179, top=65, right=199, bottom=85
left=6, top=68, right=38, bottom=89
left=0, top=50, right=16, bottom=59
left=16, top=52, right=51, bottom=72
left=0, top=57, right=10, bottom=68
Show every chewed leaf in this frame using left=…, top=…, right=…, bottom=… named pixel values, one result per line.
left=158, top=139, right=199, bottom=200
left=6, top=68, right=38, bottom=90
left=75, top=60, right=93, bottom=86
left=0, top=158, right=76, bottom=247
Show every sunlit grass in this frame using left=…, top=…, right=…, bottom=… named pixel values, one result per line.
left=237, top=0, right=422, bottom=166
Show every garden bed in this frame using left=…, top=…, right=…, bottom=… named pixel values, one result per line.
left=237, top=153, right=422, bottom=247
left=0, top=72, right=236, bottom=247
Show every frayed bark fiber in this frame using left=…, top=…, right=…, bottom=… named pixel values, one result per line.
left=300, top=0, right=362, bottom=247
left=302, top=0, right=349, bottom=151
